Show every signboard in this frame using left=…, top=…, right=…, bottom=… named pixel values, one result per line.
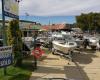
left=4, top=0, right=19, bottom=18
left=0, top=46, right=12, bottom=68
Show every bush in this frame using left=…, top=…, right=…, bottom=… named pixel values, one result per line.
left=7, top=19, right=23, bottom=66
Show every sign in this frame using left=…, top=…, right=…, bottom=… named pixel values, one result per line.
left=4, top=0, right=19, bottom=18
left=32, top=47, right=44, bottom=59
left=0, top=46, right=12, bottom=68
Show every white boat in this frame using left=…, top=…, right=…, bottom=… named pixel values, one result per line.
left=75, top=38, right=84, bottom=48
left=52, top=40, right=77, bottom=54
left=52, top=37, right=77, bottom=63
left=89, top=37, right=99, bottom=49
left=52, top=32, right=77, bottom=53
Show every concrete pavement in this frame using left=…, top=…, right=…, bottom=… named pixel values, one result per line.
left=30, top=50, right=100, bottom=80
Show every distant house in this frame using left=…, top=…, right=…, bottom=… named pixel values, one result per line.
left=42, top=23, right=71, bottom=31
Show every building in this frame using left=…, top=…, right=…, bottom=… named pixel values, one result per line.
left=0, top=20, right=41, bottom=37
left=19, top=20, right=41, bottom=37
left=42, top=23, right=72, bottom=31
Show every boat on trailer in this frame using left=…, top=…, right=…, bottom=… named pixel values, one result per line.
left=52, top=35, right=77, bottom=63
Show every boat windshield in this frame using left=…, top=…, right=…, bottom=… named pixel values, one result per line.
left=63, top=35, right=74, bottom=41
left=54, top=37, right=65, bottom=42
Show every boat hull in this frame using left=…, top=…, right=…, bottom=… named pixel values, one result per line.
left=52, top=41, right=77, bottom=54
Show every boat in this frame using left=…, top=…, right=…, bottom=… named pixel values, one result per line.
left=75, top=38, right=84, bottom=48
left=52, top=34, right=77, bottom=62
left=22, top=37, right=33, bottom=49
left=83, top=35, right=99, bottom=49
left=52, top=40, right=77, bottom=53
left=88, top=37, right=99, bottom=49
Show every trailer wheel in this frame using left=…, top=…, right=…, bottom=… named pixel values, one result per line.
left=52, top=48, right=56, bottom=55
left=91, top=46, right=96, bottom=50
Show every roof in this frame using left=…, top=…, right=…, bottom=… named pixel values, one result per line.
left=42, top=24, right=68, bottom=30
left=0, top=20, right=40, bottom=25
left=20, top=20, right=36, bottom=24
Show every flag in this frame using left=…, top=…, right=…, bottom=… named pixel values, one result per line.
left=32, top=47, right=45, bottom=59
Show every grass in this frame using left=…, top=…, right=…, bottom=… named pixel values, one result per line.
left=0, top=60, right=33, bottom=80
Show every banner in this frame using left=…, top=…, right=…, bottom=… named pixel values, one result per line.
left=0, top=46, right=13, bottom=68
left=4, top=0, right=19, bottom=18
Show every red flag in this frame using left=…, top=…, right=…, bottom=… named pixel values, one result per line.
left=32, top=47, right=45, bottom=59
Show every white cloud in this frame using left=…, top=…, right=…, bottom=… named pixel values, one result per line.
left=19, top=0, right=100, bottom=16
left=0, top=0, right=100, bottom=16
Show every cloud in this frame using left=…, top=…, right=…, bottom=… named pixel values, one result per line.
left=0, top=0, right=100, bottom=16
left=19, top=0, right=100, bottom=16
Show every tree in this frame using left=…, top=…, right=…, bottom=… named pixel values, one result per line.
left=7, top=19, right=23, bottom=66
left=76, top=12, right=100, bottom=33
left=76, top=14, right=89, bottom=31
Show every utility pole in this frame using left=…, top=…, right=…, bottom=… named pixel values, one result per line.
left=2, top=0, right=7, bottom=75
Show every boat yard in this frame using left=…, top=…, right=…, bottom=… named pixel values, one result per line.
left=29, top=29, right=100, bottom=80
left=0, top=0, right=100, bottom=80
left=30, top=50, right=100, bottom=80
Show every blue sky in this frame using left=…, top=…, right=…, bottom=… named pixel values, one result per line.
left=0, top=13, right=76, bottom=25
left=0, top=0, right=100, bottom=25
left=19, top=16, right=76, bottom=25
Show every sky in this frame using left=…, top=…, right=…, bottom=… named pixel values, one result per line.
left=0, top=0, right=100, bottom=24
